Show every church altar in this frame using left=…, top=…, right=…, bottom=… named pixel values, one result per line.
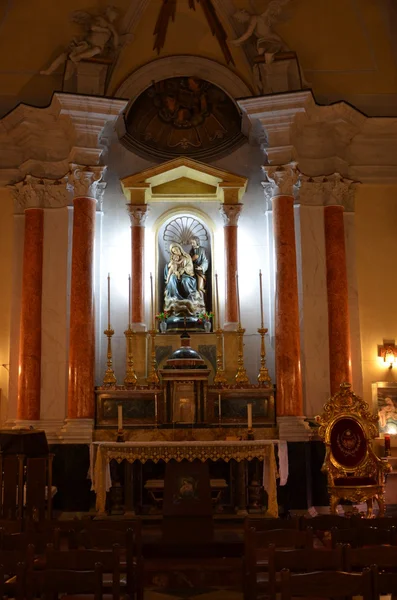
left=92, top=439, right=280, bottom=517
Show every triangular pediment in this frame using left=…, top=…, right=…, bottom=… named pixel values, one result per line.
left=121, top=157, right=247, bottom=203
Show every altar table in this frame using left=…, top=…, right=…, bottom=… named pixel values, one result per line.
left=92, top=440, right=280, bottom=517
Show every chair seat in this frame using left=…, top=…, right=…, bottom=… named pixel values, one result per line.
left=334, top=477, right=377, bottom=486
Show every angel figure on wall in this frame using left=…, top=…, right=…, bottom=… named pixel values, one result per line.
left=40, top=6, right=120, bottom=79
left=231, top=1, right=290, bottom=64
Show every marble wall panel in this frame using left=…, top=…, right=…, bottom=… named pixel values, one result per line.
left=295, top=205, right=330, bottom=417
left=344, top=211, right=363, bottom=396
left=40, top=207, right=72, bottom=421
left=7, top=215, right=24, bottom=422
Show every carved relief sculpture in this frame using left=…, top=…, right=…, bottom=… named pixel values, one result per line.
left=231, top=2, right=290, bottom=64
left=40, top=7, right=121, bottom=79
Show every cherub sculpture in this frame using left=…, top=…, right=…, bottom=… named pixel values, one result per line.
left=40, top=6, right=120, bottom=79
left=231, top=1, right=290, bottom=64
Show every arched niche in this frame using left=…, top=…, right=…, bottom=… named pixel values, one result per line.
left=115, top=55, right=252, bottom=102
left=156, top=210, right=213, bottom=329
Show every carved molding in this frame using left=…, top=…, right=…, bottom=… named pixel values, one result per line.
left=219, top=203, right=243, bottom=226
left=66, top=164, right=106, bottom=201
left=295, top=172, right=357, bottom=211
left=10, top=175, right=71, bottom=214
left=126, top=204, right=149, bottom=227
left=262, top=163, right=299, bottom=198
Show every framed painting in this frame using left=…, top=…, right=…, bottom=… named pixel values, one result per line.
left=372, top=382, right=397, bottom=435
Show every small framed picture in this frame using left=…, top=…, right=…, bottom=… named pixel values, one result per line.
left=372, top=382, right=397, bottom=435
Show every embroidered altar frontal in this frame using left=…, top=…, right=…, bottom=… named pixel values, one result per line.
left=92, top=440, right=279, bottom=517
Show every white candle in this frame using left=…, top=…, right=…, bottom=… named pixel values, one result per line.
left=150, top=272, right=154, bottom=329
left=247, top=403, right=253, bottom=429
left=215, top=272, right=220, bottom=330
left=107, top=273, right=111, bottom=327
left=259, top=269, right=264, bottom=328
left=236, top=271, right=241, bottom=325
left=117, top=404, right=123, bottom=431
left=128, top=274, right=131, bottom=326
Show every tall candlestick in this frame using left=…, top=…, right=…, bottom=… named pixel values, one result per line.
left=155, top=393, right=158, bottom=425
left=259, top=269, right=264, bottom=328
left=107, top=273, right=111, bottom=327
left=128, top=274, right=131, bottom=327
left=247, top=402, right=253, bottom=429
left=215, top=272, right=220, bottom=330
left=236, top=271, right=241, bottom=325
left=118, top=404, right=123, bottom=430
left=218, top=393, right=221, bottom=424
left=150, top=272, right=154, bottom=330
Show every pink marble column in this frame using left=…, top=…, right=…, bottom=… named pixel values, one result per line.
left=17, top=208, right=44, bottom=420
left=126, top=205, right=149, bottom=327
left=264, top=165, right=302, bottom=417
left=324, top=204, right=352, bottom=394
left=67, top=167, right=103, bottom=420
left=219, top=204, right=242, bottom=327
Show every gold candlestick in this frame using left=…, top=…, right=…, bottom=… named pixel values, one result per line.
left=124, top=275, right=137, bottom=386
left=235, top=325, right=249, bottom=386
left=146, top=329, right=159, bottom=386
left=213, top=328, right=227, bottom=386
left=103, top=273, right=116, bottom=385
left=257, top=327, right=272, bottom=386
left=103, top=327, right=117, bottom=385
left=124, top=326, right=137, bottom=387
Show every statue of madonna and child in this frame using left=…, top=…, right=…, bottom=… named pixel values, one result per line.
left=163, top=237, right=209, bottom=328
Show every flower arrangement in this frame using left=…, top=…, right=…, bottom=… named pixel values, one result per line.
left=198, top=311, right=214, bottom=323
left=155, top=311, right=169, bottom=322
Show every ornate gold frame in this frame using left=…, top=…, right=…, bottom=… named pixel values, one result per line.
left=317, top=383, right=391, bottom=517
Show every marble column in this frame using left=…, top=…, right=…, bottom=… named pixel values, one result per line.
left=219, top=204, right=243, bottom=329
left=17, top=208, right=44, bottom=420
left=264, top=164, right=309, bottom=439
left=67, top=166, right=104, bottom=422
left=126, top=205, right=149, bottom=328
left=324, top=175, right=353, bottom=395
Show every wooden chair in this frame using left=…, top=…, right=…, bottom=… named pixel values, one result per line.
left=317, top=382, right=391, bottom=517
left=244, top=517, right=300, bottom=533
left=0, top=528, right=61, bottom=552
left=21, top=563, right=104, bottom=600
left=280, top=567, right=373, bottom=600
left=45, top=544, right=121, bottom=600
left=344, top=544, right=397, bottom=571
left=351, top=516, right=397, bottom=529
left=372, top=564, right=397, bottom=598
left=0, top=545, right=35, bottom=596
left=244, top=527, right=313, bottom=600
left=264, top=544, right=344, bottom=600
left=331, top=525, right=396, bottom=548
left=77, top=528, right=141, bottom=600
left=300, top=515, right=351, bottom=531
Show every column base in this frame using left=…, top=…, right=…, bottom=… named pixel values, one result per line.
left=60, top=419, right=94, bottom=444
left=131, top=322, right=147, bottom=333
left=277, top=416, right=313, bottom=441
left=223, top=322, right=239, bottom=332
left=9, top=419, right=65, bottom=444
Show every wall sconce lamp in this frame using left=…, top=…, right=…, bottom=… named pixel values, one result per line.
left=378, top=340, right=397, bottom=368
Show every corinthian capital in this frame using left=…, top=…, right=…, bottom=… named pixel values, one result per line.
left=9, top=175, right=71, bottom=214
left=262, top=163, right=299, bottom=198
left=324, top=173, right=356, bottom=211
left=126, top=204, right=149, bottom=226
left=219, top=203, right=243, bottom=226
left=66, top=164, right=106, bottom=200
